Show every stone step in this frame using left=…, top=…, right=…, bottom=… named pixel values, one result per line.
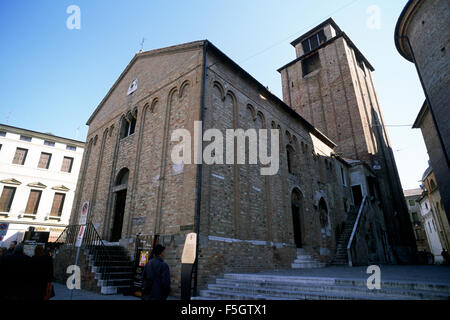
left=222, top=274, right=450, bottom=293
left=98, top=278, right=133, bottom=287
left=100, top=285, right=132, bottom=295
left=196, top=274, right=450, bottom=300
left=95, top=271, right=134, bottom=280
left=88, top=254, right=131, bottom=262
left=292, top=262, right=326, bottom=269
left=293, top=257, right=316, bottom=262
left=212, top=278, right=450, bottom=299
left=205, top=283, right=450, bottom=300
left=198, top=290, right=296, bottom=300
left=91, top=260, right=133, bottom=267
left=198, top=288, right=390, bottom=300
left=92, top=265, right=133, bottom=273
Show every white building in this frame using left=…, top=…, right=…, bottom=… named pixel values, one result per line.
left=417, top=192, right=443, bottom=263
left=0, top=124, right=84, bottom=247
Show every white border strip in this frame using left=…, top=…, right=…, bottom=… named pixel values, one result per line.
left=208, top=235, right=291, bottom=248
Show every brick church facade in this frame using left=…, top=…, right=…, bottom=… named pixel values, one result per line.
left=66, top=19, right=416, bottom=295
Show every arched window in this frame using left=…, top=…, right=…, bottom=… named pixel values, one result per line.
left=319, top=198, right=329, bottom=229
left=115, top=168, right=130, bottom=187
left=120, top=110, right=138, bottom=139
left=286, top=145, right=296, bottom=174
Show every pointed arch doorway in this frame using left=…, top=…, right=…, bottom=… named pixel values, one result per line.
left=110, top=168, right=129, bottom=242
left=291, top=188, right=304, bottom=248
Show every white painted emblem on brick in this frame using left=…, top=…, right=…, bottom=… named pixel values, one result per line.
left=127, top=78, right=138, bottom=95
left=252, top=186, right=261, bottom=192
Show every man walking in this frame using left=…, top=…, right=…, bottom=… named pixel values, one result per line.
left=142, top=244, right=171, bottom=300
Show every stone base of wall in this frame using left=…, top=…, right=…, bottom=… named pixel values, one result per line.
left=196, top=235, right=297, bottom=293
left=53, top=245, right=100, bottom=293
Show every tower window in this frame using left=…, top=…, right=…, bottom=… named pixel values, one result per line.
left=302, top=53, right=321, bottom=76
left=301, top=29, right=326, bottom=54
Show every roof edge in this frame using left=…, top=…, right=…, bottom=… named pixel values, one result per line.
left=86, top=40, right=207, bottom=126
left=290, top=18, right=342, bottom=47
left=412, top=100, right=428, bottom=129
left=0, top=123, right=85, bottom=147
left=278, top=32, right=375, bottom=73
left=206, top=41, right=337, bottom=149
left=394, top=0, right=423, bottom=62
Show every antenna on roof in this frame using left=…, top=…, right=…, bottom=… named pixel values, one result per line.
left=139, top=37, right=146, bottom=53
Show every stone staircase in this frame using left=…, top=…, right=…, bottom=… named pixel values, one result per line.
left=292, top=248, right=326, bottom=268
left=86, top=245, right=134, bottom=295
left=331, top=207, right=359, bottom=265
left=194, top=273, right=450, bottom=300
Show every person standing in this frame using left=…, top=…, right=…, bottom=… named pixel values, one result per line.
left=142, top=244, right=171, bottom=300
left=1, top=243, right=32, bottom=300
left=5, top=241, right=17, bottom=256
left=30, top=245, right=54, bottom=300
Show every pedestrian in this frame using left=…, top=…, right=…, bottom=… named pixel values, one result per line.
left=5, top=241, right=17, bottom=256
left=30, top=245, right=54, bottom=300
left=142, top=244, right=171, bottom=300
left=1, top=243, right=32, bottom=300
left=441, top=249, right=450, bottom=266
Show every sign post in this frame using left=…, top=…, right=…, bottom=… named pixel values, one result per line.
left=180, top=233, right=197, bottom=300
left=70, top=201, right=89, bottom=300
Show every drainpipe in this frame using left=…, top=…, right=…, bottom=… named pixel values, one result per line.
left=192, top=40, right=208, bottom=297
left=401, top=36, right=450, bottom=168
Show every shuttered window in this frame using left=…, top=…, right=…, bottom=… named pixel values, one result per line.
left=50, top=193, right=65, bottom=217
left=61, top=157, right=74, bottom=173
left=38, top=152, right=52, bottom=169
left=12, top=148, right=28, bottom=165
left=0, top=187, right=16, bottom=212
left=25, top=190, right=42, bottom=214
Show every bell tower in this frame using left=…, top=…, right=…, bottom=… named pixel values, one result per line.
left=278, top=18, right=416, bottom=261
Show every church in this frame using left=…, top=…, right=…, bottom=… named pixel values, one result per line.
left=58, top=18, right=416, bottom=296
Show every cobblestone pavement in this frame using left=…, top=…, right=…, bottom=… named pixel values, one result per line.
left=253, top=265, right=450, bottom=284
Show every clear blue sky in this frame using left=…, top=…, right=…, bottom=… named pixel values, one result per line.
left=0, top=0, right=428, bottom=190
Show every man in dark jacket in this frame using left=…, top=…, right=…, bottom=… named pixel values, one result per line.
left=142, top=244, right=170, bottom=300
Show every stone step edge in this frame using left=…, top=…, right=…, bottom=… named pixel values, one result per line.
left=198, top=289, right=391, bottom=300
left=222, top=274, right=450, bottom=291
left=209, top=282, right=450, bottom=298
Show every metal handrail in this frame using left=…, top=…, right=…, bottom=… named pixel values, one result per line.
left=54, top=223, right=113, bottom=284
left=347, top=196, right=368, bottom=267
